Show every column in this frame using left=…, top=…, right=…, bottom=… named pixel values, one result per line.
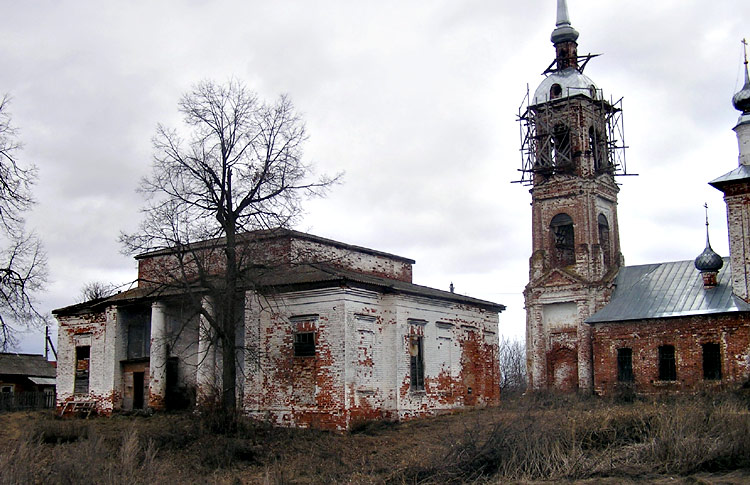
left=148, top=301, right=168, bottom=410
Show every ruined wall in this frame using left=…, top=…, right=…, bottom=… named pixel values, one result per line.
left=393, top=295, right=499, bottom=422
left=592, top=313, right=750, bottom=395
left=56, top=306, right=121, bottom=415
left=526, top=279, right=613, bottom=392
left=243, top=287, right=499, bottom=431
left=243, top=287, right=347, bottom=429
left=137, top=234, right=413, bottom=288
left=290, top=238, right=413, bottom=282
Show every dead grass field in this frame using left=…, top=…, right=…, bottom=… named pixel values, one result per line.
left=2, top=392, right=750, bottom=484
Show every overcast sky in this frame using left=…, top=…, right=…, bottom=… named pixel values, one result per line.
left=2, top=0, right=749, bottom=355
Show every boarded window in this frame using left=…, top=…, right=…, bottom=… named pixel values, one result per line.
left=550, top=213, right=575, bottom=267
left=75, top=345, right=91, bottom=394
left=702, top=343, right=721, bottom=380
left=409, top=335, right=425, bottom=391
left=617, top=348, right=633, bottom=382
left=293, top=332, right=315, bottom=357
left=658, top=345, right=676, bottom=381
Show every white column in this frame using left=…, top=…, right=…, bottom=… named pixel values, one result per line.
left=196, top=296, right=216, bottom=406
left=148, top=301, right=168, bottom=410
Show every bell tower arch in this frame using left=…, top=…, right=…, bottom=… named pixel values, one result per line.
left=518, top=0, right=629, bottom=392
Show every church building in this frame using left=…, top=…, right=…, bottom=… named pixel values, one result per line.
left=522, top=0, right=750, bottom=394
left=53, top=229, right=503, bottom=429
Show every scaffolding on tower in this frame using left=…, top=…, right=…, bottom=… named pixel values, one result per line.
left=515, top=85, right=629, bottom=185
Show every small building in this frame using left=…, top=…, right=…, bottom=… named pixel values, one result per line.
left=0, top=353, right=56, bottom=410
left=53, top=229, right=503, bottom=429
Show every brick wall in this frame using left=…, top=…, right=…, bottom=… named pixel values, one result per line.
left=243, top=287, right=499, bottom=430
left=592, top=313, right=750, bottom=395
left=137, top=232, right=413, bottom=287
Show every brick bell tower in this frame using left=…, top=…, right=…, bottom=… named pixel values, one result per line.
left=518, top=0, right=628, bottom=392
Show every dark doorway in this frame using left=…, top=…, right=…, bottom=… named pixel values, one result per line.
left=133, top=372, right=144, bottom=410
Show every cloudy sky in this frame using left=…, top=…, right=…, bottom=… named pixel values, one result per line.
left=1, top=0, right=749, bottom=355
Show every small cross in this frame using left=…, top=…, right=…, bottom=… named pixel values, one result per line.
left=704, top=202, right=709, bottom=228
left=743, top=38, right=748, bottom=66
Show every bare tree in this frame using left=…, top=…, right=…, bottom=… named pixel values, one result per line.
left=0, top=95, right=47, bottom=351
left=121, top=80, right=339, bottom=414
left=498, top=336, right=527, bottom=395
left=78, top=281, right=117, bottom=303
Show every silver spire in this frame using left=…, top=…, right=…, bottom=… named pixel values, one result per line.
left=551, top=0, right=579, bottom=44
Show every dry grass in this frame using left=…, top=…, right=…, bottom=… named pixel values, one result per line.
left=1, top=392, right=750, bottom=484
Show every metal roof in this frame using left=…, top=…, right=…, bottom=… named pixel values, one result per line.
left=532, top=68, right=599, bottom=106
left=54, top=263, right=506, bottom=315
left=709, top=165, right=750, bottom=188
left=0, top=353, right=56, bottom=378
left=587, top=258, right=750, bottom=323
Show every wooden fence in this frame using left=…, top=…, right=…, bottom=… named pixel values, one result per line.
left=0, top=391, right=56, bottom=412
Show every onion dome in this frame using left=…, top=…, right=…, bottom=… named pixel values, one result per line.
left=695, top=244, right=723, bottom=272
left=551, top=0, right=579, bottom=44
left=734, top=41, right=750, bottom=125
left=695, top=205, right=723, bottom=273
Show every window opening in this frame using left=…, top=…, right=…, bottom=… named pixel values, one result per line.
left=75, top=345, right=91, bottom=394
left=409, top=335, right=425, bottom=391
left=658, top=345, right=676, bottom=381
left=127, top=314, right=151, bottom=359
left=552, top=123, right=572, bottom=168
left=293, top=332, right=315, bottom=357
left=598, top=214, right=611, bottom=267
left=702, top=343, right=721, bottom=380
left=617, top=348, right=633, bottom=382
left=550, top=213, right=575, bottom=266
left=550, top=83, right=563, bottom=99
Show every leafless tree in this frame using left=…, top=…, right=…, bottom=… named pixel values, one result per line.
left=498, top=336, right=527, bottom=395
left=121, top=80, right=339, bottom=414
left=78, top=281, right=117, bottom=303
left=0, top=95, right=47, bottom=351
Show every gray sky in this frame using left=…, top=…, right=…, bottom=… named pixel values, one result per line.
left=1, top=0, right=749, bottom=355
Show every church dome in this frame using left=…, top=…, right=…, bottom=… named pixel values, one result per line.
left=694, top=244, right=723, bottom=272
left=732, top=78, right=750, bottom=114
left=532, top=68, right=599, bottom=106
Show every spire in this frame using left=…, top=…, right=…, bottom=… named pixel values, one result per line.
left=551, top=0, right=579, bottom=45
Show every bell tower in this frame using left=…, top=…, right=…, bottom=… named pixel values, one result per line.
left=518, top=0, right=628, bottom=392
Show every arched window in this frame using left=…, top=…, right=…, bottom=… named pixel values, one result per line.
left=598, top=214, right=611, bottom=267
left=550, top=83, right=563, bottom=100
left=550, top=213, right=575, bottom=267
left=552, top=124, right=572, bottom=169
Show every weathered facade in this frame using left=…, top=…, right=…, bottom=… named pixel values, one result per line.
left=523, top=0, right=750, bottom=394
left=520, top=0, right=624, bottom=392
left=54, top=230, right=503, bottom=429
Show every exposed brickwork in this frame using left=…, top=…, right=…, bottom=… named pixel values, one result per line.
left=243, top=288, right=499, bottom=430
left=592, top=314, right=750, bottom=395
left=524, top=88, right=622, bottom=394
left=56, top=230, right=500, bottom=429
left=137, top=230, right=413, bottom=287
